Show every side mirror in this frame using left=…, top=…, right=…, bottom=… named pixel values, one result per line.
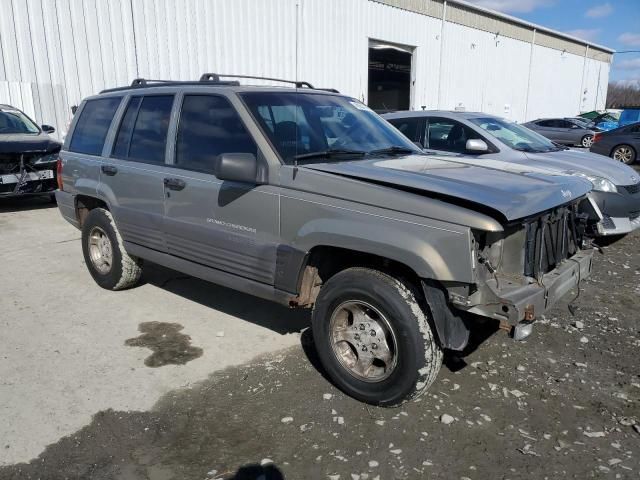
left=41, top=124, right=55, bottom=134
left=465, top=139, right=489, bottom=153
left=214, top=153, right=258, bottom=184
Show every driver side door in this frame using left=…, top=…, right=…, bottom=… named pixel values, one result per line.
left=162, top=93, right=280, bottom=285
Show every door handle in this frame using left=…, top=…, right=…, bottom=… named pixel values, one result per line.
left=101, top=165, right=118, bottom=176
left=163, top=177, right=186, bottom=191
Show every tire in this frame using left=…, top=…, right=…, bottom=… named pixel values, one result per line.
left=611, top=144, right=636, bottom=165
left=311, top=267, right=442, bottom=406
left=581, top=135, right=594, bottom=148
left=81, top=207, right=142, bottom=290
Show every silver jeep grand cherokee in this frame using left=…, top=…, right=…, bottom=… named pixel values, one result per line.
left=56, top=74, right=594, bottom=406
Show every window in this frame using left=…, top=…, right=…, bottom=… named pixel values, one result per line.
left=425, top=118, right=480, bottom=153
left=0, top=109, right=39, bottom=134
left=387, top=117, right=424, bottom=145
left=242, top=92, right=419, bottom=164
left=536, top=120, right=558, bottom=128
left=557, top=120, right=575, bottom=129
left=470, top=117, right=557, bottom=153
left=175, top=95, right=257, bottom=173
left=112, top=95, right=174, bottom=164
left=69, top=97, right=121, bottom=155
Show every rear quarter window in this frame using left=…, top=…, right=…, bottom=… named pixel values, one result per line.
left=69, top=97, right=122, bottom=155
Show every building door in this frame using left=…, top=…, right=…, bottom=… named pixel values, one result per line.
left=368, top=40, right=413, bottom=113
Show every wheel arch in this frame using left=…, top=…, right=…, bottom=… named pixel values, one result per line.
left=75, top=194, right=109, bottom=228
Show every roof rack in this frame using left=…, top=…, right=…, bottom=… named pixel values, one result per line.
left=100, top=73, right=339, bottom=94
left=201, top=73, right=315, bottom=89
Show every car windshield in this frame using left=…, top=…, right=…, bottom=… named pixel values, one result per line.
left=569, top=117, right=592, bottom=128
left=469, top=117, right=560, bottom=153
left=0, top=109, right=40, bottom=134
left=241, top=92, right=420, bottom=164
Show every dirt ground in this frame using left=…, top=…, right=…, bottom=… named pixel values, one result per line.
left=0, top=216, right=638, bottom=479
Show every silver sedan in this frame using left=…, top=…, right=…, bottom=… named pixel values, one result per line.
left=523, top=118, right=597, bottom=147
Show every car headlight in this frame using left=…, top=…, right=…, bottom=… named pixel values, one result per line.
left=34, top=152, right=59, bottom=164
left=568, top=171, right=617, bottom=193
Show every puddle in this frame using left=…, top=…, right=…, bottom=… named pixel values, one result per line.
left=125, top=322, right=203, bottom=367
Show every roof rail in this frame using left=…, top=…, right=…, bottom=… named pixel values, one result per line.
left=203, top=73, right=315, bottom=89
left=99, top=74, right=340, bottom=94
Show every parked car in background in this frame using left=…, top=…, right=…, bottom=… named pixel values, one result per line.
left=383, top=110, right=640, bottom=237
left=56, top=74, right=596, bottom=406
left=523, top=118, right=597, bottom=147
left=0, top=104, right=61, bottom=200
left=590, top=122, right=640, bottom=165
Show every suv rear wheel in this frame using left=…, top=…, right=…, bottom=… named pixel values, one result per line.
left=312, top=267, right=442, bottom=406
left=81, top=208, right=142, bottom=290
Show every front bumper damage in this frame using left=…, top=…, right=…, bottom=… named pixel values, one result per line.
left=0, top=152, right=58, bottom=197
left=451, top=248, right=593, bottom=324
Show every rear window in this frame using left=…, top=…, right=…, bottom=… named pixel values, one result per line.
left=112, top=95, right=174, bottom=164
left=69, top=97, right=122, bottom=155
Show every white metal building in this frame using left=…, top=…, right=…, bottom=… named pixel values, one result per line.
left=0, top=0, right=613, bottom=139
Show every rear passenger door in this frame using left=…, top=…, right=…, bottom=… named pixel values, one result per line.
left=162, top=93, right=280, bottom=286
left=99, top=94, right=175, bottom=252
left=533, top=120, right=564, bottom=143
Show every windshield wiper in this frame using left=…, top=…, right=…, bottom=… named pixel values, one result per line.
left=368, top=145, right=417, bottom=156
left=293, top=148, right=367, bottom=161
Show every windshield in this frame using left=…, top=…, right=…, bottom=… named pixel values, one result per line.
left=469, top=117, right=560, bottom=153
left=241, top=92, right=420, bottom=164
left=0, top=109, right=40, bottom=134
left=569, top=117, right=592, bottom=128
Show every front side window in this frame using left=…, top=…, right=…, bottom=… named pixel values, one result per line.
left=175, top=95, right=257, bottom=173
left=112, top=95, right=174, bottom=164
left=69, top=97, right=122, bottom=155
left=241, top=92, right=419, bottom=164
left=425, top=118, right=480, bottom=153
left=470, top=117, right=559, bottom=153
left=0, top=109, right=40, bottom=134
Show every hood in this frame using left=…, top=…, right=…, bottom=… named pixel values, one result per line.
left=304, top=154, right=592, bottom=222
left=523, top=149, right=638, bottom=186
left=0, top=133, right=61, bottom=155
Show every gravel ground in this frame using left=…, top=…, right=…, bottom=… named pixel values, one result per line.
left=0, top=222, right=638, bottom=478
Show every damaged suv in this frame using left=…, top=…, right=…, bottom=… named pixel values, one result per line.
left=56, top=75, right=594, bottom=406
left=0, top=104, right=61, bottom=200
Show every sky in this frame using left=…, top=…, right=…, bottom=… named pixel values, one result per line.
left=464, top=0, right=640, bottom=85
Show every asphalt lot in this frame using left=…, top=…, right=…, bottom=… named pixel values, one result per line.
left=0, top=191, right=639, bottom=480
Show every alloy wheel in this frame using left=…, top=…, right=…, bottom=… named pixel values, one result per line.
left=88, top=226, right=113, bottom=274
left=329, top=300, right=398, bottom=382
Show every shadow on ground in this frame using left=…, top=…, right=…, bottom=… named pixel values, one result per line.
left=0, top=195, right=57, bottom=213
left=141, top=262, right=311, bottom=336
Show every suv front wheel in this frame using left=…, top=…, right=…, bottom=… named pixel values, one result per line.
left=81, top=207, right=142, bottom=290
left=312, top=267, right=442, bottom=406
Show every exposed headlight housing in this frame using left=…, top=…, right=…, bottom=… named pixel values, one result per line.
left=568, top=171, right=617, bottom=193
left=34, top=152, right=60, bottom=164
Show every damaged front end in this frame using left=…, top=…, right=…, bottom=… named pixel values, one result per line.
left=0, top=151, right=59, bottom=197
left=443, top=199, right=594, bottom=343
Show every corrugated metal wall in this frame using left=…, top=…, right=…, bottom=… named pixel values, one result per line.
left=0, top=0, right=611, bottom=138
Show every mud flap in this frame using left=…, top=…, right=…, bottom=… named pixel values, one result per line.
left=421, top=280, right=470, bottom=351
